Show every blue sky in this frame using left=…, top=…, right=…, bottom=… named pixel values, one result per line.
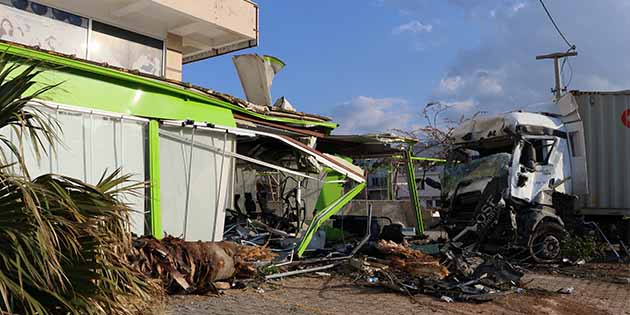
left=184, top=0, right=630, bottom=134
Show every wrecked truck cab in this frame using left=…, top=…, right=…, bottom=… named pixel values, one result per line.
left=440, top=112, right=572, bottom=262
left=441, top=151, right=511, bottom=232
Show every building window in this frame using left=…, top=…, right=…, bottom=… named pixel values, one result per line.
left=0, top=0, right=88, bottom=58
left=0, top=1, right=164, bottom=76
left=89, top=21, right=163, bottom=76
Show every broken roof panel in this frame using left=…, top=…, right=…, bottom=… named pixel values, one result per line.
left=316, top=133, right=417, bottom=158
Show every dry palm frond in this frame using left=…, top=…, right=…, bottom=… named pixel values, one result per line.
left=131, top=236, right=275, bottom=294
left=376, top=240, right=449, bottom=280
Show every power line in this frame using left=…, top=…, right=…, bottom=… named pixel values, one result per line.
left=539, top=0, right=576, bottom=90
left=560, top=54, right=573, bottom=89
left=538, top=0, right=575, bottom=50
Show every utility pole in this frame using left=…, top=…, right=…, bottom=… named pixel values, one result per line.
left=536, top=51, right=577, bottom=102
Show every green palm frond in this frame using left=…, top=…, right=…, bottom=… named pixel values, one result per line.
left=0, top=56, right=61, bottom=177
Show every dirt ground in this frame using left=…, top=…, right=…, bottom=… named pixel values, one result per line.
left=166, top=263, right=630, bottom=315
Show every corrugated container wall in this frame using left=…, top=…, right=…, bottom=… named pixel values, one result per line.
left=573, top=91, right=630, bottom=211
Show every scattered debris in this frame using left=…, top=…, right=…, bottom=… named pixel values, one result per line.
left=265, top=263, right=338, bottom=280
left=440, top=296, right=454, bottom=303
left=331, top=240, right=524, bottom=302
left=557, top=287, right=574, bottom=294
left=214, top=282, right=231, bottom=290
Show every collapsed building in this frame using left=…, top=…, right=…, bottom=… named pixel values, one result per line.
left=0, top=0, right=436, bottom=257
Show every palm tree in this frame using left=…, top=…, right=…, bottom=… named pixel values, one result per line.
left=0, top=55, right=158, bottom=314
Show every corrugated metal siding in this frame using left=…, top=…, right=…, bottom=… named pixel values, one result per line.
left=573, top=92, right=630, bottom=209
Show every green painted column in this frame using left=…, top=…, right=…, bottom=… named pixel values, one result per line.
left=405, top=149, right=424, bottom=235
left=148, top=120, right=162, bottom=239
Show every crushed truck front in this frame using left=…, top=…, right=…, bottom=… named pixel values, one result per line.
left=439, top=112, right=573, bottom=262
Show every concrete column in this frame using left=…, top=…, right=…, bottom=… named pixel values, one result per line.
left=165, top=33, right=183, bottom=81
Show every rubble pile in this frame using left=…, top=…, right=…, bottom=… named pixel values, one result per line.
left=127, top=231, right=626, bottom=306
left=129, top=236, right=275, bottom=294
left=130, top=223, right=526, bottom=303
left=343, top=240, right=524, bottom=302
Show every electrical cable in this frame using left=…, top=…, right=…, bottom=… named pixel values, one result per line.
left=560, top=48, right=574, bottom=90
left=566, top=58, right=573, bottom=87
left=538, top=0, right=575, bottom=50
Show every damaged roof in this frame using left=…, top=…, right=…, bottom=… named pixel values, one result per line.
left=316, top=133, right=417, bottom=158
left=452, top=112, right=564, bottom=144
left=0, top=40, right=336, bottom=132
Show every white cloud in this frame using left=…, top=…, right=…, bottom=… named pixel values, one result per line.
left=331, top=96, right=415, bottom=134
left=478, top=75, right=503, bottom=96
left=436, top=70, right=504, bottom=99
left=438, top=76, right=463, bottom=94
left=443, top=99, right=477, bottom=112
left=377, top=0, right=630, bottom=119
left=393, top=20, right=433, bottom=34
left=578, top=75, right=624, bottom=91
left=511, top=2, right=526, bottom=13
left=436, top=0, right=630, bottom=114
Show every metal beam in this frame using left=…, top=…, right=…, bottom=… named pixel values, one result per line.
left=296, top=183, right=366, bottom=256
left=405, top=149, right=424, bottom=235
left=411, top=156, right=446, bottom=163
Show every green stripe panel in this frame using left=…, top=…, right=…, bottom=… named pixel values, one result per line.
left=0, top=42, right=337, bottom=129
left=314, top=169, right=345, bottom=213
left=39, top=67, right=236, bottom=126
left=148, top=120, right=162, bottom=239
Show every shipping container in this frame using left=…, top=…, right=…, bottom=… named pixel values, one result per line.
left=571, top=91, right=630, bottom=216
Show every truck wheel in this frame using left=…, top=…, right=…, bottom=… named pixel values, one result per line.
left=529, top=221, right=566, bottom=263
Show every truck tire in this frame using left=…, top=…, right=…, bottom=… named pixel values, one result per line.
left=529, top=221, right=566, bottom=263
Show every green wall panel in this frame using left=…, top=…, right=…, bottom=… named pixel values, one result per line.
left=0, top=42, right=338, bottom=129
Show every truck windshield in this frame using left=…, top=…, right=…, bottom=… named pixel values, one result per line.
left=442, top=152, right=512, bottom=199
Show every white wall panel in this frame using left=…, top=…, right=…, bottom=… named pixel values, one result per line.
left=159, top=125, right=234, bottom=241
left=2, top=106, right=148, bottom=235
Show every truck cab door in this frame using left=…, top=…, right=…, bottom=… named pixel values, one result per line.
left=511, top=137, right=565, bottom=204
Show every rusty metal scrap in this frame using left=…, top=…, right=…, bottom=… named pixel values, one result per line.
left=129, top=236, right=275, bottom=294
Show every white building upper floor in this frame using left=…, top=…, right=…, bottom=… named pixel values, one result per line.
left=0, top=0, right=258, bottom=80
